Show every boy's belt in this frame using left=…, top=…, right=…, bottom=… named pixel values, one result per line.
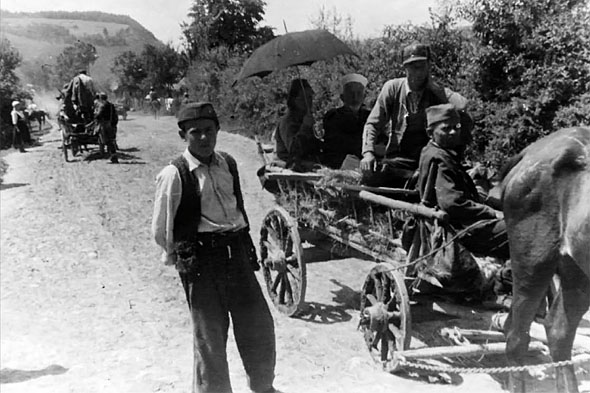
left=196, top=228, right=246, bottom=249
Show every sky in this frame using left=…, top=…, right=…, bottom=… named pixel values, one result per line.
left=0, top=0, right=440, bottom=47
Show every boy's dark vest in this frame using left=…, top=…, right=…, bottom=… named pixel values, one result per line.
left=171, top=152, right=249, bottom=244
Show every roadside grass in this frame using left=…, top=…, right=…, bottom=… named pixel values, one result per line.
left=0, top=155, right=8, bottom=185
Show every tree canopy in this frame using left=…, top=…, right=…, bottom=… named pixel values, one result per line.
left=55, top=40, right=98, bottom=83
left=181, top=0, right=274, bottom=59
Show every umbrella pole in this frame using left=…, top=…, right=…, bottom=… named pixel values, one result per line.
left=282, top=20, right=312, bottom=116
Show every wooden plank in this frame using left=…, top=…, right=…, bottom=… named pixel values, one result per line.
left=440, top=327, right=506, bottom=342
left=335, top=183, right=419, bottom=198
left=315, top=225, right=405, bottom=265
left=357, top=190, right=448, bottom=221
left=395, top=341, right=547, bottom=361
left=266, top=172, right=324, bottom=181
left=493, top=313, right=590, bottom=354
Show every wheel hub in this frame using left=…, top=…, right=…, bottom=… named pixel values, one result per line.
left=266, top=256, right=287, bottom=273
left=361, top=302, right=401, bottom=333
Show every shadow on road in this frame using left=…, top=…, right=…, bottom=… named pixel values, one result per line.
left=295, top=301, right=352, bottom=324
left=82, top=151, right=145, bottom=164
left=117, top=147, right=140, bottom=153
left=0, top=364, right=68, bottom=384
left=0, top=182, right=29, bottom=191
left=330, top=279, right=361, bottom=310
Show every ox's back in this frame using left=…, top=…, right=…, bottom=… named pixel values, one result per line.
left=501, top=127, right=590, bottom=278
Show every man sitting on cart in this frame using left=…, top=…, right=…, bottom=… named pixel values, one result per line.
left=418, top=103, right=512, bottom=305
left=360, top=42, right=473, bottom=188
left=63, top=70, right=96, bottom=123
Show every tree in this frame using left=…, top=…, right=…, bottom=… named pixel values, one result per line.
left=457, top=0, right=590, bottom=167
left=0, top=38, right=31, bottom=148
left=111, top=51, right=147, bottom=96
left=0, top=38, right=23, bottom=101
left=140, top=44, right=184, bottom=92
left=181, top=0, right=274, bottom=58
left=55, top=40, right=98, bottom=84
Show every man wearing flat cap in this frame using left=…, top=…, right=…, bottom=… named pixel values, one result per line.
left=321, top=73, right=371, bottom=168
left=93, top=92, right=119, bottom=163
left=419, top=103, right=508, bottom=260
left=151, top=102, right=276, bottom=393
left=361, top=42, right=472, bottom=188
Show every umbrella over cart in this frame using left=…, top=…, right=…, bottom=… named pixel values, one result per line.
left=234, top=29, right=358, bottom=83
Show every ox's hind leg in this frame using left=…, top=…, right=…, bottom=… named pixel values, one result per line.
left=504, top=251, right=556, bottom=393
left=545, top=255, right=590, bottom=393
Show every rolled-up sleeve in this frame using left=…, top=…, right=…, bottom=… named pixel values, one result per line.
left=362, top=80, right=396, bottom=155
left=151, top=165, right=182, bottom=265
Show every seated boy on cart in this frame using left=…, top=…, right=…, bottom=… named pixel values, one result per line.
left=417, top=103, right=512, bottom=305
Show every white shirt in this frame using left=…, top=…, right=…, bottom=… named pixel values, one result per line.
left=151, top=149, right=247, bottom=265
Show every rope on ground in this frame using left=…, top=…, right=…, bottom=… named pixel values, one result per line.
left=397, top=353, right=590, bottom=375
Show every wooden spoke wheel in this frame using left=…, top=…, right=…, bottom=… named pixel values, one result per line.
left=359, top=264, right=411, bottom=371
left=260, top=207, right=306, bottom=316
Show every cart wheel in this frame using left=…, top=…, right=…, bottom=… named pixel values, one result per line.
left=359, top=264, right=411, bottom=371
left=260, top=206, right=306, bottom=316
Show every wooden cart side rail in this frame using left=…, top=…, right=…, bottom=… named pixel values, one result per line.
left=265, top=170, right=447, bottom=221
left=265, top=172, right=421, bottom=202
left=315, top=227, right=403, bottom=266
left=355, top=191, right=448, bottom=222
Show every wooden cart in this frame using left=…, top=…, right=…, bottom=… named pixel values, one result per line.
left=257, top=165, right=501, bottom=366
left=59, top=118, right=108, bottom=162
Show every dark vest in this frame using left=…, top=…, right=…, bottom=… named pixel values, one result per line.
left=398, top=88, right=448, bottom=161
left=171, top=152, right=249, bottom=244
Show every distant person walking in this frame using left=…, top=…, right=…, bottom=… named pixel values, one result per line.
left=151, top=102, right=277, bottom=393
left=181, top=92, right=191, bottom=105
left=146, top=88, right=161, bottom=119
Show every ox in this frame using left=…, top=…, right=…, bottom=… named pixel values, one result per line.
left=501, top=127, right=590, bottom=393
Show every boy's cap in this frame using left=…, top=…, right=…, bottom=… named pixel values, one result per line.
left=402, top=43, right=431, bottom=65
left=341, top=73, right=368, bottom=90
left=12, top=100, right=20, bottom=107
left=426, top=104, right=460, bottom=128
left=177, top=102, right=219, bottom=128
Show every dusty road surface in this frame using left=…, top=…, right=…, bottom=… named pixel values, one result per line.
left=1, top=113, right=589, bottom=393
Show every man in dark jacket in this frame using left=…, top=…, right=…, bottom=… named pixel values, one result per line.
left=418, top=103, right=508, bottom=260
left=94, top=92, right=119, bottom=163
left=321, top=73, right=371, bottom=169
left=151, top=102, right=276, bottom=393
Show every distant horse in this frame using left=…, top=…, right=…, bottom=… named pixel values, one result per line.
left=26, top=109, right=48, bottom=131
left=500, top=127, right=590, bottom=393
left=150, top=99, right=161, bottom=119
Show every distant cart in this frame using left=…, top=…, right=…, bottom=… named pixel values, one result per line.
left=115, top=103, right=128, bottom=120
left=59, top=118, right=104, bottom=162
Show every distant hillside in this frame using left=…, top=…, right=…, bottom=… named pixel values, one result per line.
left=0, top=10, right=162, bottom=92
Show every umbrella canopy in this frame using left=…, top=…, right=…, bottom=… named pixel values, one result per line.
left=235, top=29, right=358, bottom=82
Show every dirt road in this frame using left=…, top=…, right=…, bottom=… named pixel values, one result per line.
left=1, top=113, right=588, bottom=393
